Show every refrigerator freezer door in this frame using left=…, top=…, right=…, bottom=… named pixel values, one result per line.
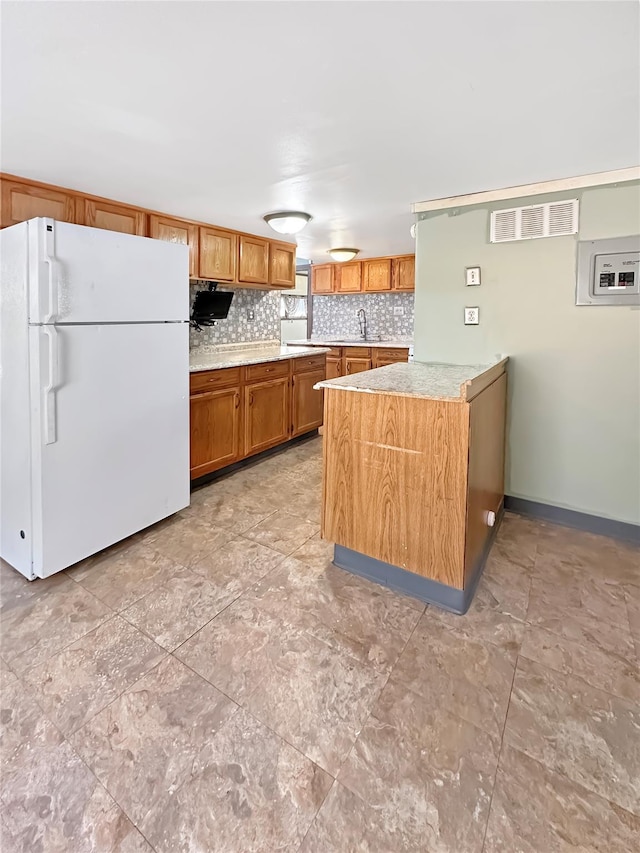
left=28, top=218, right=188, bottom=324
left=28, top=322, right=189, bottom=578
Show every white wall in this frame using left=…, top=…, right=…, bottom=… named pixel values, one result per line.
left=413, top=182, right=640, bottom=525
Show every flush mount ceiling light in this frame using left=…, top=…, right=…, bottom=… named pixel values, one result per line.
left=328, top=248, right=360, bottom=262
left=263, top=211, right=312, bottom=235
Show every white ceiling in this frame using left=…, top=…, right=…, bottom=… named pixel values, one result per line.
left=2, top=1, right=639, bottom=262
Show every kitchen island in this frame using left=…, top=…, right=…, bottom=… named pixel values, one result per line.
left=315, top=359, right=508, bottom=613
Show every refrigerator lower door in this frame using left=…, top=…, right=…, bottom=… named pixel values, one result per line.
left=28, top=322, right=189, bottom=578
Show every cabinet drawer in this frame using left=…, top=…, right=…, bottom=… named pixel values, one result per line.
left=245, top=360, right=290, bottom=382
left=327, top=347, right=343, bottom=358
left=190, top=367, right=241, bottom=394
left=292, top=354, right=326, bottom=374
left=344, top=346, right=371, bottom=358
left=374, top=348, right=409, bottom=361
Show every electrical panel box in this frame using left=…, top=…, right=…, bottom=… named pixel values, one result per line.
left=576, top=236, right=640, bottom=306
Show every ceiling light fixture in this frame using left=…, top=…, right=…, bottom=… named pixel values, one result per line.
left=263, top=211, right=312, bottom=235
left=410, top=223, right=417, bottom=239
left=328, top=248, right=360, bottom=262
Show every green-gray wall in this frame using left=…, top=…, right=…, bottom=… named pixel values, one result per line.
left=414, top=182, right=640, bottom=525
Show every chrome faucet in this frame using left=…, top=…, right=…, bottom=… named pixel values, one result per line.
left=357, top=308, right=367, bottom=340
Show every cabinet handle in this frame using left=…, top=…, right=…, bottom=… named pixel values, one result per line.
left=234, top=392, right=240, bottom=409
left=249, top=392, right=254, bottom=406
left=346, top=363, right=351, bottom=374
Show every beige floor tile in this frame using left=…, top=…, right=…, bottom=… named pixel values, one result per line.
left=189, top=535, right=285, bottom=591
left=139, top=707, right=332, bottom=853
left=390, top=613, right=516, bottom=741
left=1, top=677, right=64, bottom=774
left=121, top=568, right=239, bottom=651
left=300, top=781, right=425, bottom=853
left=1, top=559, right=69, bottom=613
left=67, top=541, right=184, bottom=612
left=242, top=509, right=319, bottom=555
left=484, top=744, right=640, bottom=853
left=141, top=513, right=236, bottom=568
left=624, top=582, right=640, bottom=659
left=520, top=623, right=640, bottom=703
left=290, top=533, right=335, bottom=571
left=176, top=598, right=387, bottom=775
left=71, top=656, right=238, bottom=826
left=244, top=555, right=422, bottom=671
left=535, top=524, right=640, bottom=586
left=0, top=577, right=111, bottom=673
left=338, top=678, right=499, bottom=853
left=491, top=512, right=542, bottom=568
left=195, top=489, right=278, bottom=533
left=504, top=657, right=640, bottom=816
left=22, top=616, right=165, bottom=734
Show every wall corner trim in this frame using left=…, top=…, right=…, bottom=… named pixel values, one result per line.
left=411, top=167, right=640, bottom=214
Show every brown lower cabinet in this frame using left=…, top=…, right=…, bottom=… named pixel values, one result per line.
left=189, top=355, right=326, bottom=479
left=345, top=357, right=372, bottom=375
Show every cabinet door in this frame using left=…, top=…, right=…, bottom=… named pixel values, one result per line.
left=199, top=227, right=237, bottom=281
left=77, top=198, right=146, bottom=235
left=392, top=255, right=415, bottom=291
left=190, top=387, right=241, bottom=479
left=239, top=234, right=269, bottom=284
left=1, top=178, right=75, bottom=228
left=335, top=262, right=362, bottom=293
left=269, top=241, right=296, bottom=288
left=326, top=357, right=343, bottom=380
left=345, top=357, right=372, bottom=375
left=363, top=258, right=392, bottom=292
left=244, top=377, right=290, bottom=456
left=311, top=264, right=335, bottom=294
left=292, top=368, right=325, bottom=437
left=373, top=348, right=410, bottom=368
left=150, top=214, right=199, bottom=278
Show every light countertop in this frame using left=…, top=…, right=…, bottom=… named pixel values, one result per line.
left=190, top=341, right=330, bottom=372
left=314, top=360, right=508, bottom=402
left=288, top=338, right=412, bottom=349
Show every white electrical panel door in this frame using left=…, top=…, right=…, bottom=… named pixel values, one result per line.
left=29, top=322, right=189, bottom=578
left=576, top=236, right=640, bottom=306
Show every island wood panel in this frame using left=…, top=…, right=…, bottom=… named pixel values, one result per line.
left=464, top=373, right=507, bottom=584
left=321, top=390, right=468, bottom=588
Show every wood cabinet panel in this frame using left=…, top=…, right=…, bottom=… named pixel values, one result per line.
left=392, top=255, right=415, bottom=291
left=199, top=227, right=237, bottom=281
left=363, top=258, right=392, bottom=292
left=0, top=179, right=75, bottom=228
left=326, top=358, right=343, bottom=380
left=311, top=265, right=335, bottom=294
left=77, top=198, right=146, bottom=235
left=335, top=262, right=362, bottom=293
left=269, top=241, right=296, bottom=288
left=245, top=360, right=289, bottom=382
left=244, top=377, right=290, bottom=456
left=150, top=214, right=199, bottom=278
left=291, top=354, right=326, bottom=373
left=190, top=386, right=241, bottom=478
left=239, top=234, right=269, bottom=284
left=345, top=357, right=372, bottom=375
left=373, top=348, right=410, bottom=368
left=292, top=368, right=325, bottom=437
left=190, top=367, right=242, bottom=394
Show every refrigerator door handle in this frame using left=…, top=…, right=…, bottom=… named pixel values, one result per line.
left=41, top=326, right=59, bottom=444
left=42, top=220, right=59, bottom=323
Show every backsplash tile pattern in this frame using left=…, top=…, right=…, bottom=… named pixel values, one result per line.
left=189, top=283, right=280, bottom=349
left=312, top=292, right=414, bottom=340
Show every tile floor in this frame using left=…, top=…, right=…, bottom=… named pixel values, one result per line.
left=1, top=435, right=639, bottom=852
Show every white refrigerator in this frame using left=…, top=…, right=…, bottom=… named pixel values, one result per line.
left=0, top=217, right=190, bottom=580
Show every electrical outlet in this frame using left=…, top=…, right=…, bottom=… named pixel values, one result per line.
left=246, top=309, right=255, bottom=321
left=393, top=306, right=404, bottom=316
left=464, top=307, right=479, bottom=325
left=465, top=266, right=481, bottom=286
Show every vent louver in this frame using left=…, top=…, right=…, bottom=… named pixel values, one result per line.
left=490, top=199, right=579, bottom=243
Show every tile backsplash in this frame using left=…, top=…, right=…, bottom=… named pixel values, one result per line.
left=311, top=292, right=414, bottom=340
left=189, top=283, right=280, bottom=349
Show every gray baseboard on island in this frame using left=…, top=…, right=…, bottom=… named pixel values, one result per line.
left=504, top=496, right=640, bottom=545
left=333, top=506, right=503, bottom=615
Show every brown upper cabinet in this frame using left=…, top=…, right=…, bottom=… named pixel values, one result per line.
left=149, top=214, right=199, bottom=278
left=311, top=264, right=336, bottom=294
left=0, top=179, right=75, bottom=228
left=335, top=261, right=362, bottom=293
left=199, top=226, right=237, bottom=281
left=363, top=258, right=392, bottom=292
left=76, top=198, right=146, bottom=235
left=0, top=173, right=296, bottom=290
left=269, top=241, right=296, bottom=288
left=391, top=255, right=415, bottom=291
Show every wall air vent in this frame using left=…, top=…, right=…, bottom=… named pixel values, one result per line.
left=490, top=199, right=579, bottom=243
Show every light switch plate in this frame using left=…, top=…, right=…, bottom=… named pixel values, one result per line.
left=464, top=307, right=479, bottom=325
left=465, top=266, right=481, bottom=286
